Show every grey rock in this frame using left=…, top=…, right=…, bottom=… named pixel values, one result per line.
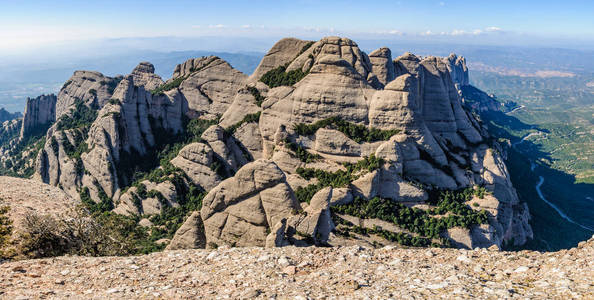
left=20, top=94, right=56, bottom=139
left=200, top=160, right=301, bottom=247
left=166, top=211, right=207, bottom=250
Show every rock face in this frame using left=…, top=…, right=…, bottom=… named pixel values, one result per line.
left=130, top=62, right=163, bottom=91
left=20, top=94, right=56, bottom=139
left=176, top=56, right=248, bottom=118
left=24, top=36, right=531, bottom=251
left=56, top=70, right=120, bottom=118
left=35, top=63, right=181, bottom=202
left=166, top=211, right=206, bottom=250
left=249, top=38, right=314, bottom=82
left=444, top=53, right=469, bottom=87
left=200, top=160, right=300, bottom=247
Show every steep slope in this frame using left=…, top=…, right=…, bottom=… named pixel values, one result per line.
left=20, top=94, right=56, bottom=139
left=4, top=36, right=533, bottom=252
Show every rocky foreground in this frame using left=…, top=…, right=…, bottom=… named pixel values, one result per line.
left=1, top=237, right=592, bottom=299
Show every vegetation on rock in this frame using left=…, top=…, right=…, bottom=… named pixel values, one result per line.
left=284, top=138, right=321, bottom=163
left=294, top=117, right=400, bottom=143
left=55, top=99, right=98, bottom=131
left=332, top=188, right=489, bottom=245
left=225, top=112, right=261, bottom=135
left=295, top=155, right=384, bottom=203
left=246, top=86, right=265, bottom=107
left=151, top=75, right=188, bottom=96
left=260, top=65, right=309, bottom=88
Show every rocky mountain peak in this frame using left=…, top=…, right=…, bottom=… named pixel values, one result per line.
left=444, top=53, right=469, bottom=87
left=20, top=94, right=56, bottom=139
left=0, top=35, right=532, bottom=253
left=132, top=61, right=155, bottom=74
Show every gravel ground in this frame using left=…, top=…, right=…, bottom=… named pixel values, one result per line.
left=1, top=236, right=592, bottom=299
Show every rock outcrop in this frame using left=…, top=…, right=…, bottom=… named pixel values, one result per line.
left=56, top=70, right=120, bottom=118
left=20, top=94, right=56, bottom=139
left=444, top=53, right=469, bottom=87
left=249, top=38, right=314, bottom=82
left=200, top=160, right=300, bottom=247
left=176, top=56, right=248, bottom=118
left=22, top=36, right=531, bottom=251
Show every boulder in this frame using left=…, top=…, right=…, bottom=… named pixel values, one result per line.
left=368, top=47, right=395, bottom=87
left=170, top=142, right=221, bottom=191
left=200, top=160, right=301, bottom=247
left=166, top=211, right=207, bottom=250
left=177, top=56, right=247, bottom=118
left=249, top=38, right=314, bottom=82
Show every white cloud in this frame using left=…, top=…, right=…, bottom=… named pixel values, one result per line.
left=485, top=26, right=503, bottom=32
left=451, top=29, right=466, bottom=36
left=241, top=25, right=252, bottom=29
left=208, top=24, right=226, bottom=29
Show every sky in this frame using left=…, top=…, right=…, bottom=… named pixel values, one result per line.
left=1, top=0, right=594, bottom=55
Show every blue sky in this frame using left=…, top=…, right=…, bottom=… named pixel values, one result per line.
left=1, top=0, right=594, bottom=53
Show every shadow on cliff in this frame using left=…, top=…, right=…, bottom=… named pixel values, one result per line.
left=482, top=111, right=594, bottom=251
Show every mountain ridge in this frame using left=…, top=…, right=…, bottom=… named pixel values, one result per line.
left=1, top=36, right=532, bottom=256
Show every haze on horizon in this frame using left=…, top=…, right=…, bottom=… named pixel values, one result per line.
left=2, top=0, right=594, bottom=57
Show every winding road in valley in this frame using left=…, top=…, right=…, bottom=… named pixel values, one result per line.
left=535, top=176, right=594, bottom=232
left=512, top=131, right=542, bottom=148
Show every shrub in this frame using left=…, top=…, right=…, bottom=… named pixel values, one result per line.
left=299, top=41, right=315, bottom=56
left=225, top=112, right=261, bottom=135
left=151, top=75, right=188, bottom=95
left=55, top=99, right=98, bottom=131
left=0, top=205, right=13, bottom=258
left=332, top=193, right=489, bottom=243
left=105, top=76, right=123, bottom=94
left=285, top=139, right=321, bottom=163
left=293, top=117, right=399, bottom=143
left=79, top=186, right=114, bottom=214
left=61, top=80, right=73, bottom=91
left=294, top=155, right=384, bottom=202
left=15, top=206, right=162, bottom=258
left=260, top=65, right=309, bottom=88
left=246, top=86, right=265, bottom=107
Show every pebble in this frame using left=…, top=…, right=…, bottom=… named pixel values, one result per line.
left=0, top=237, right=592, bottom=299
left=514, top=266, right=529, bottom=273
left=456, top=255, right=472, bottom=264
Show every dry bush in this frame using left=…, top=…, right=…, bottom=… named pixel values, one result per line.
left=14, top=205, right=147, bottom=259
left=0, top=205, right=13, bottom=259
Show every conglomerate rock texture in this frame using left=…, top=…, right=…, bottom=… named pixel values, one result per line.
left=24, top=36, right=532, bottom=251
